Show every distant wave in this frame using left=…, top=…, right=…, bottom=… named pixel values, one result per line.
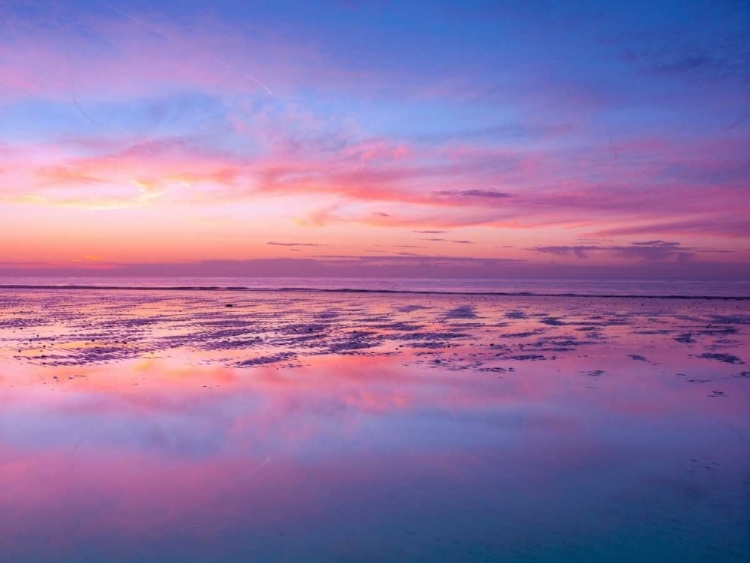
left=0, top=284, right=748, bottom=300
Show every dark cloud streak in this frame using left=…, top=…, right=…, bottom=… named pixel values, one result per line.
left=530, top=240, right=696, bottom=261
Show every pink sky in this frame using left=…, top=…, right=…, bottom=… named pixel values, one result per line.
left=1, top=0, right=748, bottom=278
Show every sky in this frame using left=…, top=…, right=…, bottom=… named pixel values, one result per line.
left=0, top=0, right=748, bottom=278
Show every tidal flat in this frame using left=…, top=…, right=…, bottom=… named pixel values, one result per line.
left=1, top=288, right=748, bottom=562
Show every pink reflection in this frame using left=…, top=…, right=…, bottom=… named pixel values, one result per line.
left=1, top=291, right=749, bottom=560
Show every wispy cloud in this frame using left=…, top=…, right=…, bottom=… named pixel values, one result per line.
left=530, top=240, right=696, bottom=262
left=267, top=242, right=327, bottom=247
left=423, top=238, right=473, bottom=244
left=432, top=189, right=512, bottom=199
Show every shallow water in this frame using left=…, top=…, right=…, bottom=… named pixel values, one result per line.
left=1, top=289, right=748, bottom=562
left=3, top=275, right=750, bottom=297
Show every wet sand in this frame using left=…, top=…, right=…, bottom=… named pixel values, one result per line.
left=1, top=289, right=748, bottom=562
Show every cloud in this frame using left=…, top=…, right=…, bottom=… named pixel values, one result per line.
left=2, top=125, right=748, bottom=242
left=619, top=28, right=750, bottom=84
left=530, top=240, right=695, bottom=262
left=423, top=238, right=473, bottom=244
left=0, top=3, right=325, bottom=104
left=532, top=245, right=600, bottom=259
left=630, top=240, right=680, bottom=247
left=408, top=122, right=575, bottom=144
left=267, top=242, right=327, bottom=247
left=432, top=189, right=512, bottom=199
left=594, top=218, right=750, bottom=238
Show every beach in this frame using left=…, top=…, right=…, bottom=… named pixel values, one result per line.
left=0, top=287, right=748, bottom=562
left=4, top=0, right=748, bottom=559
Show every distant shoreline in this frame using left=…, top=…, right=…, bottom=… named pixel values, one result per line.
left=1, top=284, right=748, bottom=300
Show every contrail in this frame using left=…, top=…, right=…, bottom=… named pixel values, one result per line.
left=96, top=0, right=273, bottom=96
left=96, top=0, right=170, bottom=40
left=66, top=52, right=104, bottom=128
left=54, top=11, right=104, bottom=127
left=213, top=57, right=273, bottom=96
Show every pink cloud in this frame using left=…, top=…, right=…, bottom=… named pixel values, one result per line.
left=2, top=126, right=747, bottom=242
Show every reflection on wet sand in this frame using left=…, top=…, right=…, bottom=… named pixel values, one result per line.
left=1, top=290, right=748, bottom=562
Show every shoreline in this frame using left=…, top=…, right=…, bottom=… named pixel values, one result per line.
left=1, top=284, right=748, bottom=300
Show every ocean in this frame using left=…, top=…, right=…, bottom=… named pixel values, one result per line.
left=0, top=281, right=748, bottom=562
left=2, top=276, right=749, bottom=297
